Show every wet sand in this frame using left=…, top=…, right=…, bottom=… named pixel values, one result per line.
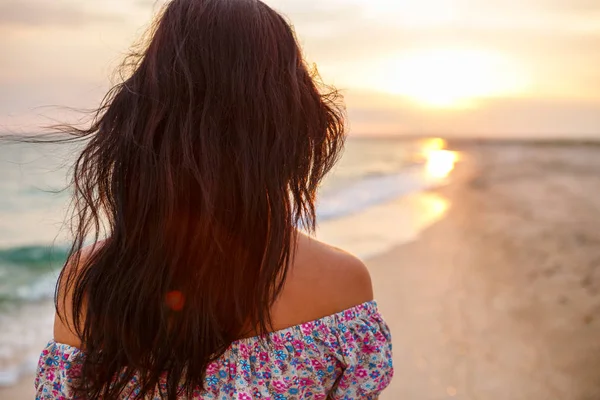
left=375, top=141, right=600, bottom=399
left=4, top=142, right=600, bottom=399
left=0, top=377, right=33, bottom=399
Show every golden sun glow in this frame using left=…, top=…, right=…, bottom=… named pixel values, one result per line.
left=421, top=138, right=459, bottom=178
left=426, top=150, right=458, bottom=178
left=372, top=48, right=530, bottom=108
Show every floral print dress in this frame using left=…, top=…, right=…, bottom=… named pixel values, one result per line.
left=35, top=301, right=393, bottom=399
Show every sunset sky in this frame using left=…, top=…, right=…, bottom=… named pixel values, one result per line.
left=1, top=0, right=599, bottom=137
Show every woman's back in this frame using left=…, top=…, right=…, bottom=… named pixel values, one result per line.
left=39, top=235, right=393, bottom=398
left=32, top=0, right=393, bottom=398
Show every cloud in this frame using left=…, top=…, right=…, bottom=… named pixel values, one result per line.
left=0, top=0, right=598, bottom=138
left=297, top=15, right=600, bottom=72
left=345, top=93, right=600, bottom=138
left=0, top=0, right=125, bottom=27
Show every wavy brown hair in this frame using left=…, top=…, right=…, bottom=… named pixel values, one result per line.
left=52, top=0, right=345, bottom=398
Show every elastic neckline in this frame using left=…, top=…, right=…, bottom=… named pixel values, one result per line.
left=48, top=300, right=379, bottom=351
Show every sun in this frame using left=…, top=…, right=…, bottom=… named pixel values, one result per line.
left=372, top=48, right=529, bottom=108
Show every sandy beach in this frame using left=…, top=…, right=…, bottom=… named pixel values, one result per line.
left=375, top=141, right=600, bottom=399
left=0, top=376, right=34, bottom=399
left=4, top=141, right=600, bottom=399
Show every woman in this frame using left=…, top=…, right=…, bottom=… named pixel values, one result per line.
left=35, top=0, right=393, bottom=398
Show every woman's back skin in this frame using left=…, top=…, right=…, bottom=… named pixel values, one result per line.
left=54, top=233, right=374, bottom=348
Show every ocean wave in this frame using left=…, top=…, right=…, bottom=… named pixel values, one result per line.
left=0, top=246, right=67, bottom=304
left=317, top=164, right=445, bottom=222
left=0, top=246, right=68, bottom=270
left=14, top=271, right=59, bottom=302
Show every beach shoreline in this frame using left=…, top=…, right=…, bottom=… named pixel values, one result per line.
left=4, top=141, right=600, bottom=399
left=375, top=142, right=600, bottom=399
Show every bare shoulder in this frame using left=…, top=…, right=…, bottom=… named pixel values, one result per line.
left=273, top=232, right=373, bottom=324
left=298, top=233, right=373, bottom=300
left=53, top=241, right=106, bottom=348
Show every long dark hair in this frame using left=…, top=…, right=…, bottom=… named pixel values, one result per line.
left=52, top=0, right=345, bottom=398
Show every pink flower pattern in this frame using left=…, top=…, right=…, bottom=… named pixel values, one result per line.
left=35, top=301, right=393, bottom=399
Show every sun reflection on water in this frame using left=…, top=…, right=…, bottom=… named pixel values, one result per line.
left=422, top=138, right=459, bottom=179
left=426, top=150, right=458, bottom=178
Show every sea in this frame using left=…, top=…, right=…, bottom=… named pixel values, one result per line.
left=0, top=136, right=457, bottom=387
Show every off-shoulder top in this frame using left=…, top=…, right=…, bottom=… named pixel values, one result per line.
left=35, top=301, right=393, bottom=399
